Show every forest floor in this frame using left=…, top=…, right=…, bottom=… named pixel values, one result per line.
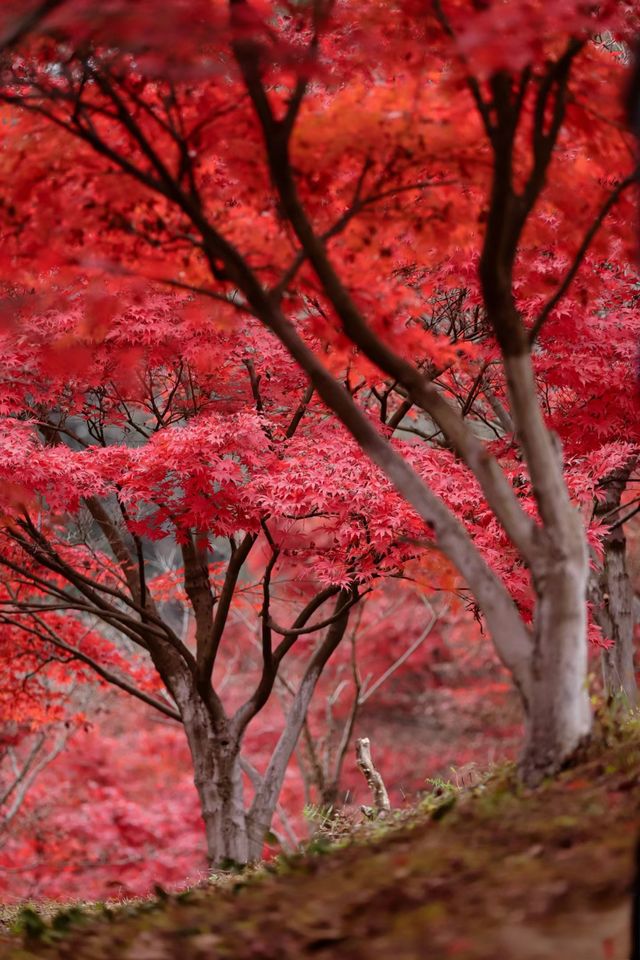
left=1, top=718, right=639, bottom=960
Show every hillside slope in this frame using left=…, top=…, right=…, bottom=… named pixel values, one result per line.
left=2, top=727, right=639, bottom=960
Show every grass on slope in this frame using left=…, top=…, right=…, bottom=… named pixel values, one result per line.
left=2, top=719, right=640, bottom=960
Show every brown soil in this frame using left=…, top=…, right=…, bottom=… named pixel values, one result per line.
left=1, top=723, right=639, bottom=960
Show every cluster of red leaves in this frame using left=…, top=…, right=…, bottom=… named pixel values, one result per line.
left=1, top=588, right=520, bottom=903
left=0, top=707, right=207, bottom=903
left=0, top=0, right=639, bottom=898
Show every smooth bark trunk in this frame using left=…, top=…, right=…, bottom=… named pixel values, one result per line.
left=521, top=510, right=592, bottom=783
left=166, top=598, right=352, bottom=867
left=247, top=667, right=323, bottom=850
left=248, top=595, right=352, bottom=848
left=500, top=355, right=592, bottom=784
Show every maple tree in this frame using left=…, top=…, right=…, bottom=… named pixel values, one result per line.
left=533, top=252, right=640, bottom=706
left=1, top=595, right=508, bottom=902
left=458, top=242, right=640, bottom=706
left=0, top=293, right=451, bottom=865
left=0, top=0, right=638, bottom=874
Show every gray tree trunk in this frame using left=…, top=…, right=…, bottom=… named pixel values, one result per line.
left=172, top=675, right=250, bottom=867
left=521, top=508, right=592, bottom=783
left=192, top=744, right=249, bottom=866
left=162, top=599, right=353, bottom=867
left=245, top=595, right=353, bottom=851
left=592, top=464, right=638, bottom=708
left=599, top=536, right=637, bottom=707
left=501, top=355, right=592, bottom=785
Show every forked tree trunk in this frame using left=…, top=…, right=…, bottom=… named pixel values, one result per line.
left=162, top=596, right=353, bottom=867
left=521, top=511, right=592, bottom=783
left=246, top=595, right=352, bottom=850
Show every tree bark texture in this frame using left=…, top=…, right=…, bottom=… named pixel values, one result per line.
left=521, top=511, right=591, bottom=782
left=599, top=536, right=638, bottom=707
left=502, top=355, right=592, bottom=783
left=592, top=465, right=638, bottom=708
left=166, top=597, right=353, bottom=867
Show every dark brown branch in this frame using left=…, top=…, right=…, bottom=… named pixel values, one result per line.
left=529, top=167, right=640, bottom=344
left=477, top=43, right=581, bottom=359
left=0, top=613, right=181, bottom=722
left=431, top=0, right=495, bottom=138
left=386, top=397, right=413, bottom=431
left=285, top=384, right=314, bottom=439
left=269, top=591, right=363, bottom=643
left=523, top=39, right=584, bottom=215
left=233, top=33, right=535, bottom=561
left=6, top=521, right=196, bottom=669
left=271, top=585, right=340, bottom=663
left=200, top=531, right=256, bottom=679
left=232, top=584, right=348, bottom=739
left=158, top=278, right=253, bottom=314
left=243, top=357, right=265, bottom=414
left=14, top=518, right=161, bottom=632
left=247, top=529, right=281, bottom=720
left=117, top=499, right=148, bottom=608
left=83, top=496, right=141, bottom=602
left=181, top=533, right=215, bottom=674
left=271, top=174, right=450, bottom=300
left=610, top=504, right=640, bottom=532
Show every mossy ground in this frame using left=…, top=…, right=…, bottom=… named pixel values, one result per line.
left=2, top=719, right=639, bottom=960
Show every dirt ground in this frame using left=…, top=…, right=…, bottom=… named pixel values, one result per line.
left=1, top=724, right=638, bottom=960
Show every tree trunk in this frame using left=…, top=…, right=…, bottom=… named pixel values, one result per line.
left=520, top=513, right=592, bottom=784
left=247, top=594, right=352, bottom=852
left=246, top=658, right=337, bottom=855
left=593, top=534, right=637, bottom=708
left=193, top=744, right=248, bottom=867
left=592, top=465, right=638, bottom=708
left=174, top=678, right=249, bottom=867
